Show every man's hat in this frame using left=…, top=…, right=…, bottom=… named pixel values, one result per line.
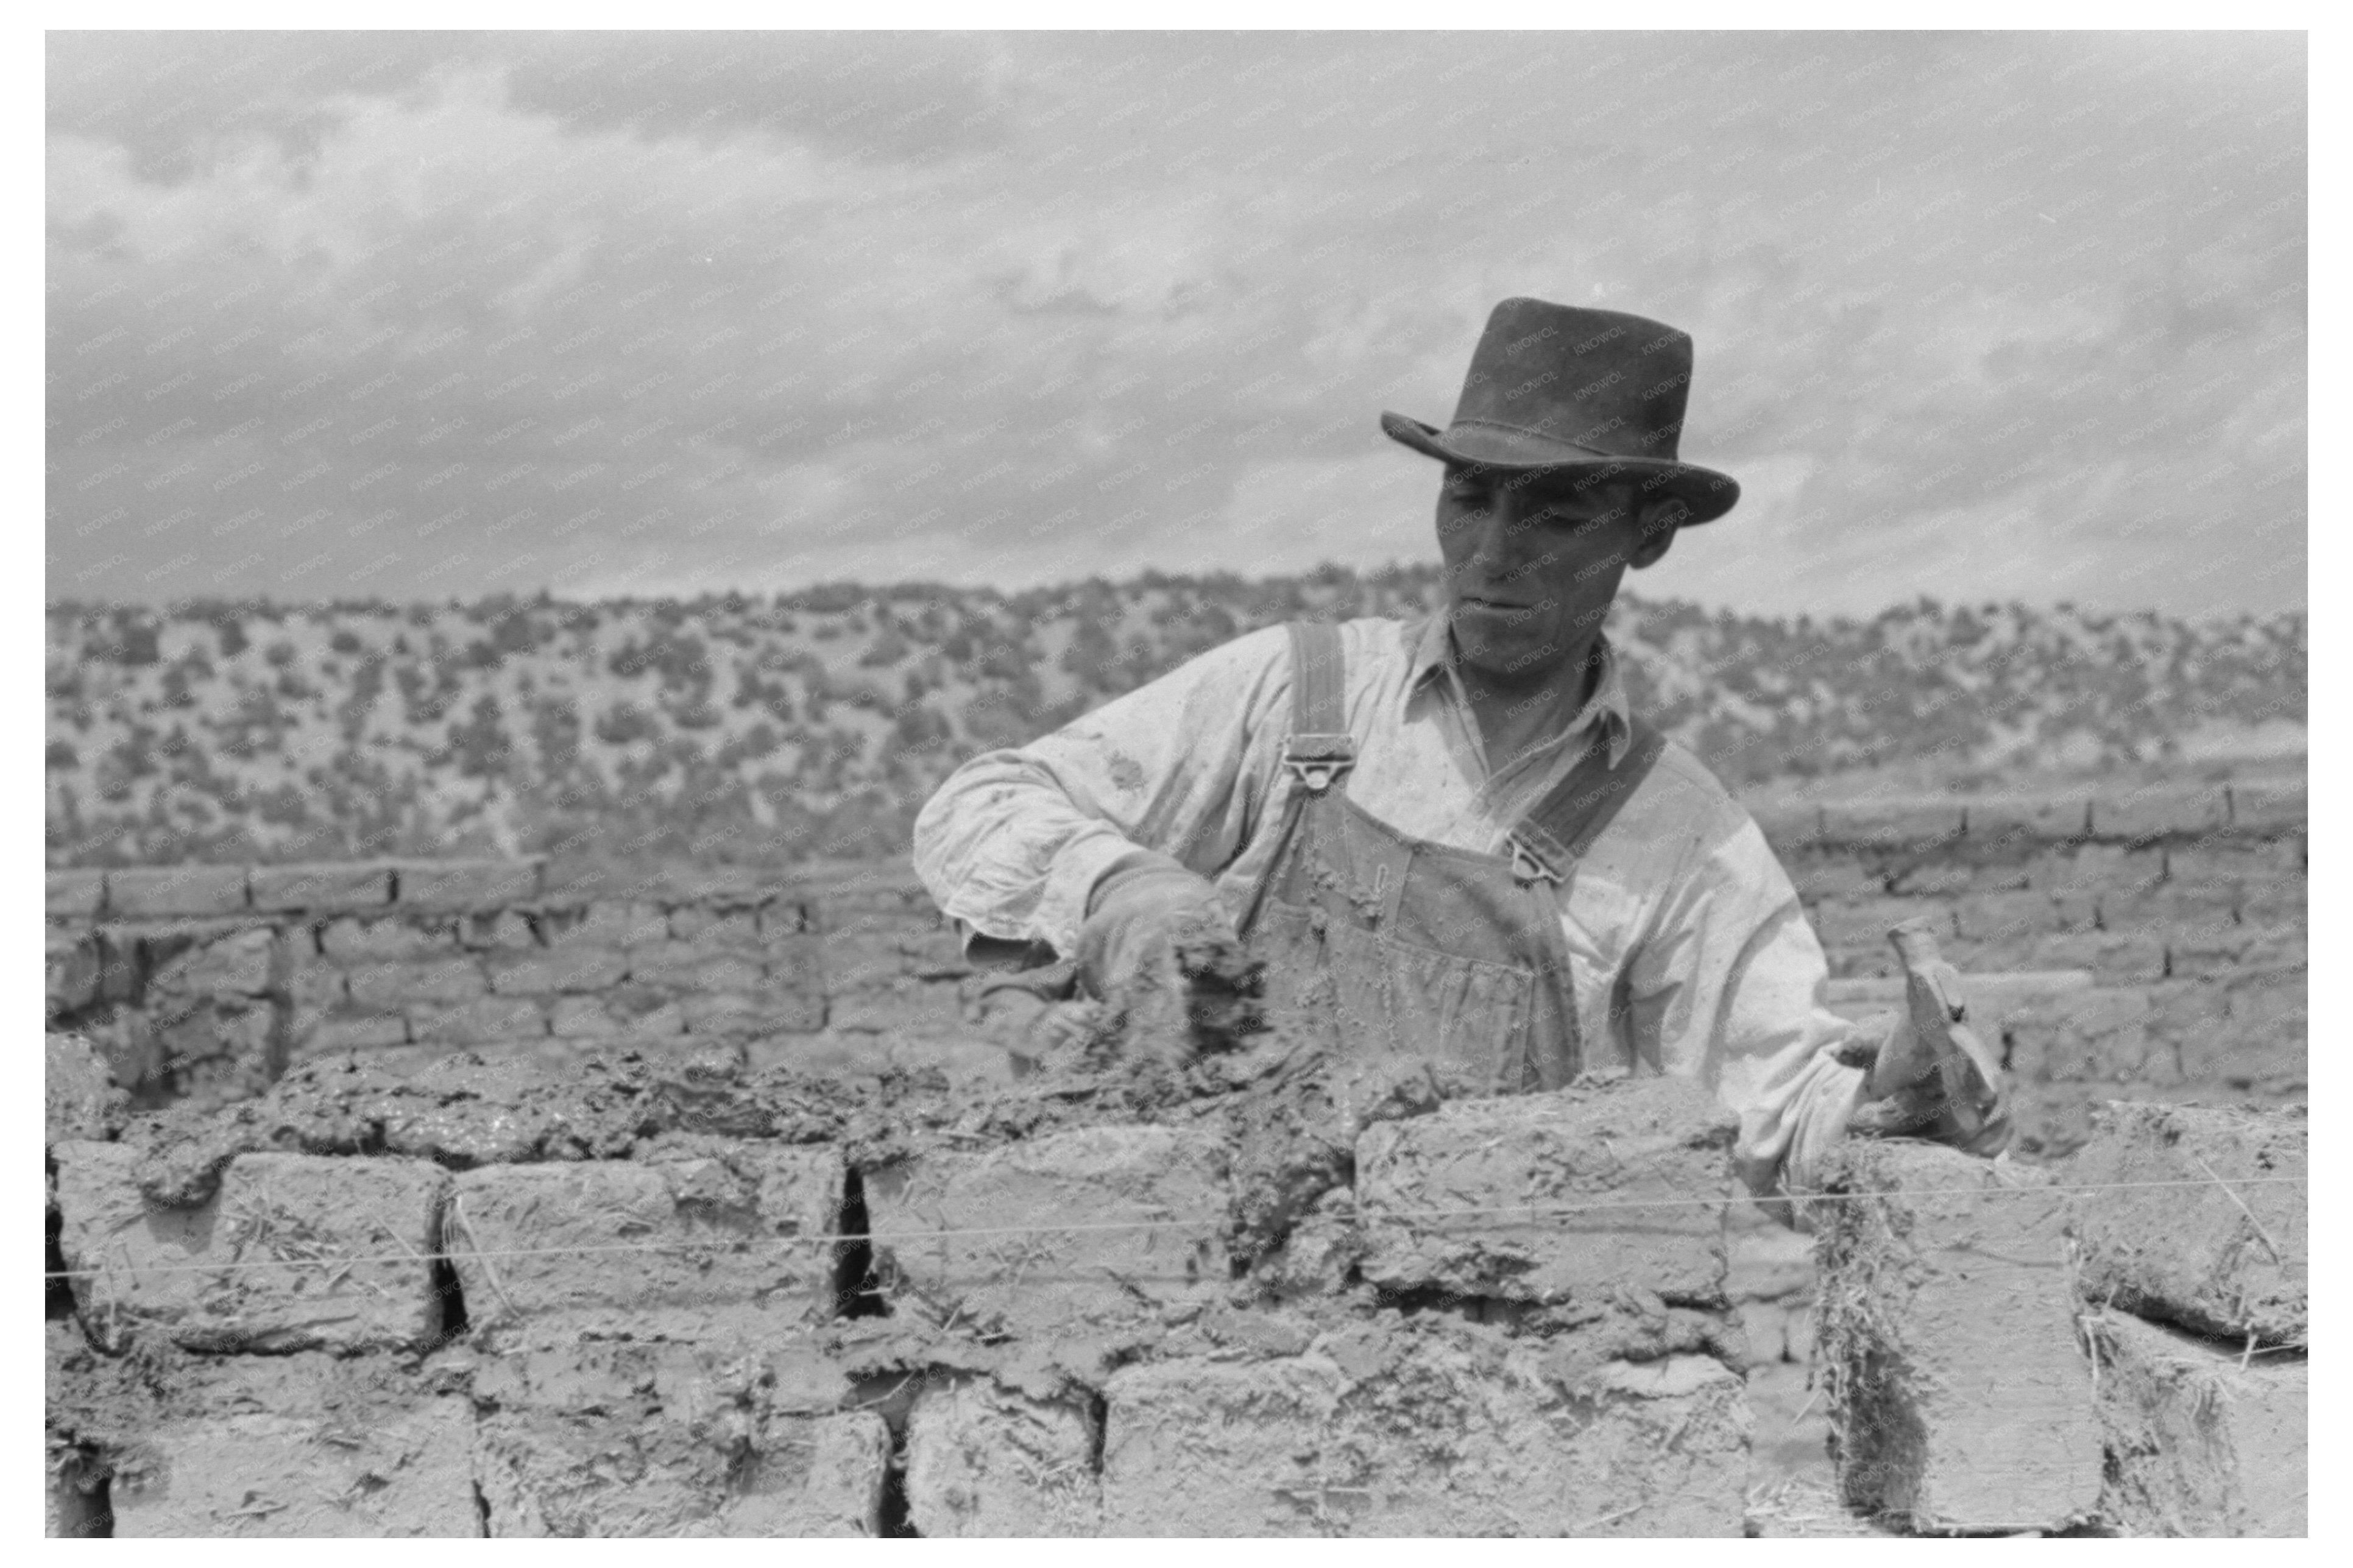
left=1382, top=298, right=1741, bottom=525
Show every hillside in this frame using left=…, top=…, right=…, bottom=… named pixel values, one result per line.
left=46, top=569, right=2305, bottom=869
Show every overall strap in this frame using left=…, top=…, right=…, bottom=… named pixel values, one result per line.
left=1281, top=620, right=1356, bottom=796
left=1506, top=717, right=1668, bottom=885
left=1235, top=620, right=1356, bottom=941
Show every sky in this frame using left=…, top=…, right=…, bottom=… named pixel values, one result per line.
left=45, top=30, right=2307, bottom=618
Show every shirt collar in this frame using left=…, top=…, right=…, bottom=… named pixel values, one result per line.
left=1407, top=613, right=1636, bottom=769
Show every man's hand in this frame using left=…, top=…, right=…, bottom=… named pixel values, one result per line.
left=966, top=961, right=1100, bottom=1070
left=1075, top=850, right=1262, bottom=1053
left=1833, top=919, right=2012, bottom=1157
left=1838, top=1009, right=2014, bottom=1154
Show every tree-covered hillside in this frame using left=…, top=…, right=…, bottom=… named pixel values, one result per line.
left=47, top=568, right=2305, bottom=869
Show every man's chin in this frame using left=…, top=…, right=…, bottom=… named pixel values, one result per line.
left=1440, top=602, right=1534, bottom=659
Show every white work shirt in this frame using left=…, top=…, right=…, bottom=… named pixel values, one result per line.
left=912, top=614, right=1872, bottom=1196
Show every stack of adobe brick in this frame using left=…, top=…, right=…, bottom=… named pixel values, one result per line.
left=1813, top=1100, right=2305, bottom=1536
left=45, top=1030, right=1760, bottom=1538
left=48, top=768, right=2306, bottom=1155
left=43, top=858, right=984, bottom=1112
left=1758, top=775, right=2305, bottom=1156
left=2068, top=1102, right=2307, bottom=1536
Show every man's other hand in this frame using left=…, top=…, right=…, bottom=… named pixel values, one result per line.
left=1835, top=1011, right=2013, bottom=1157
left=1075, top=850, right=1262, bottom=1051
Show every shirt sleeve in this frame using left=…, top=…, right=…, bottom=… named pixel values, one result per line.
left=911, top=623, right=1298, bottom=961
left=1621, top=812, right=1874, bottom=1209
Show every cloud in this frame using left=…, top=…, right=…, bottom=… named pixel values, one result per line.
left=45, top=32, right=2305, bottom=618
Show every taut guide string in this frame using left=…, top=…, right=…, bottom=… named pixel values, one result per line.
left=41, top=1173, right=2304, bottom=1281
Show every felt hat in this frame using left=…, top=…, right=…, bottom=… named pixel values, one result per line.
left=1382, top=297, right=1741, bottom=524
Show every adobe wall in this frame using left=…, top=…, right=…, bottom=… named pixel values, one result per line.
left=45, top=1030, right=2307, bottom=1538
left=46, top=774, right=2307, bottom=1160
left=1813, top=1102, right=2306, bottom=1537
left=1764, top=776, right=2305, bottom=1157
left=45, top=1028, right=1757, bottom=1538
left=43, top=857, right=976, bottom=1114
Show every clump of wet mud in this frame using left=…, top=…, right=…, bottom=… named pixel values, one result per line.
left=116, top=1049, right=865, bottom=1207
left=959, top=965, right=1462, bottom=1268
left=102, top=960, right=1461, bottom=1274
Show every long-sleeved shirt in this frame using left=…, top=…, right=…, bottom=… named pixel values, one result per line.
left=911, top=613, right=1875, bottom=1198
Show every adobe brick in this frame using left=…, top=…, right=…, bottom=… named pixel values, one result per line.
left=2067, top=1101, right=2306, bottom=1345
left=905, top=1376, right=1100, bottom=1537
left=629, top=940, right=761, bottom=991
left=1817, top=797, right=1966, bottom=849
left=1880, top=859, right=1975, bottom=898
left=247, top=861, right=394, bottom=913
left=1806, top=898, right=1953, bottom=962
left=1816, top=1140, right=2102, bottom=1533
left=827, top=980, right=966, bottom=1035
left=1099, top=1324, right=1748, bottom=1536
left=1354, top=1076, right=1735, bottom=1304
left=46, top=931, right=101, bottom=1015
left=2088, top=1310, right=2305, bottom=1537
left=457, top=909, right=538, bottom=950
left=726, top=1411, right=891, bottom=1536
left=1828, top=971, right=2096, bottom=1051
left=1950, top=889, right=2057, bottom=942
left=290, top=1008, right=410, bottom=1056
left=568, top=899, right=671, bottom=947
left=1782, top=850, right=1884, bottom=901
left=2090, top=781, right=2227, bottom=839
left=45, top=1441, right=107, bottom=1538
left=52, top=1143, right=447, bottom=1353
left=396, top=858, right=542, bottom=910
left=408, top=994, right=547, bottom=1044
left=2223, top=967, right=2304, bottom=1032
left=757, top=898, right=818, bottom=938
left=46, top=867, right=105, bottom=920
left=1964, top=793, right=2090, bottom=841
left=668, top=906, right=760, bottom=945
left=469, top=1337, right=883, bottom=1536
left=45, top=1032, right=123, bottom=1146
left=2003, top=986, right=2164, bottom=1098
left=765, top=930, right=824, bottom=986
left=105, top=864, right=249, bottom=919
left=285, top=956, right=347, bottom=1009
left=826, top=927, right=971, bottom=991
left=2027, top=930, right=2166, bottom=982
left=487, top=947, right=629, bottom=995
left=683, top=987, right=826, bottom=1036
left=2028, top=841, right=2161, bottom=898
left=2237, top=850, right=2305, bottom=925
left=347, top=955, right=488, bottom=1008
left=865, top=1123, right=1227, bottom=1341
left=2225, top=777, right=2306, bottom=834
left=104, top=1358, right=476, bottom=1537
left=319, top=915, right=453, bottom=962
left=445, top=1146, right=843, bottom=1330
left=146, top=927, right=280, bottom=998
left=549, top=991, right=687, bottom=1039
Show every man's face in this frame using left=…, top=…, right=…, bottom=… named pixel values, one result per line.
left=1434, top=464, right=1665, bottom=686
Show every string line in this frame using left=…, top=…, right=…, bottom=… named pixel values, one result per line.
left=41, top=1173, right=2305, bottom=1282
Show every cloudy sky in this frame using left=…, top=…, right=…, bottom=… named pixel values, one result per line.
left=46, top=30, right=2305, bottom=617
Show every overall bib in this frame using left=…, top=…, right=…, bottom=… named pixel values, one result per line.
left=1236, top=620, right=1666, bottom=1092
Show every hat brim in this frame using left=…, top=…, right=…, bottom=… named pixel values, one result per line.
left=1381, top=411, right=1740, bottom=525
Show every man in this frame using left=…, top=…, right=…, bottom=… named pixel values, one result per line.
left=913, top=297, right=2006, bottom=1201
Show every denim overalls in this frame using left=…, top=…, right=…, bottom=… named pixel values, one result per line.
left=1235, top=620, right=1665, bottom=1092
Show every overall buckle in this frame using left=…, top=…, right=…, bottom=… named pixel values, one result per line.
left=1509, top=836, right=1562, bottom=886
left=1283, top=733, right=1356, bottom=794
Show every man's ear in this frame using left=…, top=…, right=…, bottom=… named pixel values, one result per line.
left=1630, top=500, right=1682, bottom=569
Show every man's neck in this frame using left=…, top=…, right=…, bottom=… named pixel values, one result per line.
left=1451, top=627, right=1608, bottom=777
